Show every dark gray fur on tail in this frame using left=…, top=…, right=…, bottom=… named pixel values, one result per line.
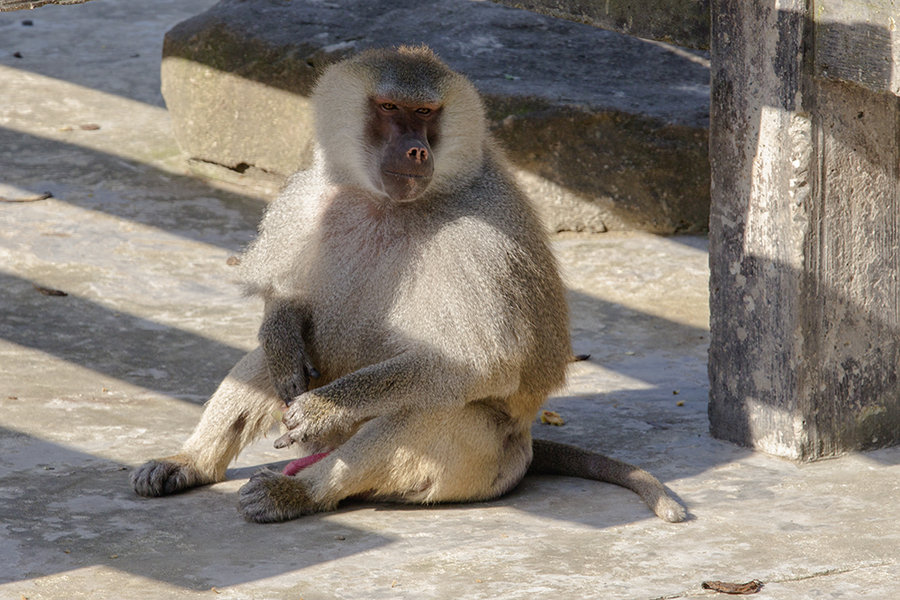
left=529, top=438, right=686, bottom=522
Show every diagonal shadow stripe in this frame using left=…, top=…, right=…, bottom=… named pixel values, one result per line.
left=0, top=271, right=248, bottom=401
left=1, top=126, right=265, bottom=252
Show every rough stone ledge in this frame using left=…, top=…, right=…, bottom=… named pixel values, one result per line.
left=492, top=0, right=711, bottom=50
left=162, top=0, right=711, bottom=233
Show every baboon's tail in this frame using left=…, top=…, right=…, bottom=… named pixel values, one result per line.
left=528, top=438, right=686, bottom=522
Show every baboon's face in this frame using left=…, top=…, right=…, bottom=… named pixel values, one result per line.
left=365, top=96, right=441, bottom=202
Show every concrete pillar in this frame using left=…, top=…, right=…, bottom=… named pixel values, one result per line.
left=708, top=1, right=900, bottom=460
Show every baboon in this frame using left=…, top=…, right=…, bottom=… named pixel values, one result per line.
left=131, top=46, right=686, bottom=524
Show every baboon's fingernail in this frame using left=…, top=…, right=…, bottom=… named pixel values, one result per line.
left=273, top=434, right=294, bottom=449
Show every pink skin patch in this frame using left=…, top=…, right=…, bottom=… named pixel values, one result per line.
left=283, top=452, right=331, bottom=476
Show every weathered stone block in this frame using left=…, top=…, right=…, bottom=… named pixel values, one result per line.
left=492, top=0, right=710, bottom=50
left=161, top=0, right=710, bottom=234
left=708, top=0, right=900, bottom=460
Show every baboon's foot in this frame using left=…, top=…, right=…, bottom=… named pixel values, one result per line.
left=238, top=469, right=329, bottom=523
left=131, top=457, right=212, bottom=497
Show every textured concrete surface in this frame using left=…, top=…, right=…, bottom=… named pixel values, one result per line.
left=0, top=0, right=93, bottom=10
left=1, top=2, right=898, bottom=599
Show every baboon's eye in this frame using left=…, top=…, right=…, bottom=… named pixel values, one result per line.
left=380, top=102, right=398, bottom=111
left=415, top=107, right=432, bottom=115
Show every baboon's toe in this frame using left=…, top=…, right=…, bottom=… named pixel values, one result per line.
left=131, top=459, right=199, bottom=497
left=238, top=469, right=319, bottom=523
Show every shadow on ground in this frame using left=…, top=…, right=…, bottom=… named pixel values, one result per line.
left=0, top=428, right=393, bottom=589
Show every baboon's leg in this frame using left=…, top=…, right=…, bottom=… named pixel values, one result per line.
left=238, top=403, right=532, bottom=522
left=132, top=347, right=284, bottom=496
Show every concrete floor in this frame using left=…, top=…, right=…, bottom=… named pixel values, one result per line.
left=1, top=2, right=898, bottom=599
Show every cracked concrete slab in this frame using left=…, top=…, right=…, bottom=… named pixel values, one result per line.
left=1, top=2, right=898, bottom=599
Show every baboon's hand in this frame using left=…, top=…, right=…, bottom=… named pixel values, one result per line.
left=131, top=457, right=210, bottom=496
left=259, top=303, right=319, bottom=403
left=266, top=353, right=318, bottom=404
left=275, top=392, right=352, bottom=448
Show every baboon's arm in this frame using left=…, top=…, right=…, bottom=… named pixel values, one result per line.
left=276, top=350, right=502, bottom=446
